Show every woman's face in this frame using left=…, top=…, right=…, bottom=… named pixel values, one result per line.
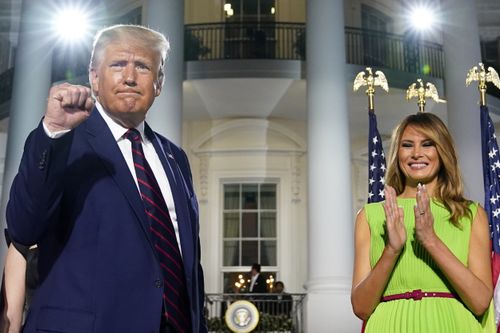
left=398, top=125, right=441, bottom=187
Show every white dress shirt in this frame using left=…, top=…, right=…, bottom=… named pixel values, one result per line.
left=249, top=274, right=259, bottom=292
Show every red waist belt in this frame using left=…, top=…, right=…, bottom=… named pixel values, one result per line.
left=381, top=289, right=456, bottom=302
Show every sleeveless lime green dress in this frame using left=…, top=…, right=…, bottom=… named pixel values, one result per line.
left=364, top=198, right=495, bottom=333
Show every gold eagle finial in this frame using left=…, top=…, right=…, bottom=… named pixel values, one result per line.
left=466, top=63, right=500, bottom=106
left=353, top=67, right=389, bottom=111
left=406, top=79, right=446, bottom=113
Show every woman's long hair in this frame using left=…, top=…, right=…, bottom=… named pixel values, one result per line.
left=385, top=113, right=472, bottom=225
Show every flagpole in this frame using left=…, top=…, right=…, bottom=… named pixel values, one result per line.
left=353, top=68, right=389, bottom=206
left=480, top=77, right=487, bottom=107
left=406, top=78, right=446, bottom=113
left=466, top=62, right=500, bottom=330
left=353, top=67, right=390, bottom=332
left=367, top=83, right=375, bottom=112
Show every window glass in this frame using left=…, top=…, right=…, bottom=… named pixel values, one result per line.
left=222, top=183, right=278, bottom=270
left=224, top=184, right=240, bottom=209
left=223, top=271, right=276, bottom=293
left=242, top=184, right=258, bottom=209
left=224, top=212, right=240, bottom=238
left=242, top=212, right=258, bottom=237
left=261, top=240, right=277, bottom=266
left=223, top=240, right=239, bottom=266
left=224, top=0, right=276, bottom=23
left=260, top=212, right=276, bottom=237
left=241, top=240, right=259, bottom=265
left=260, top=184, right=276, bottom=209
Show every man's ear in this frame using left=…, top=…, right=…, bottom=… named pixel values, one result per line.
left=155, top=70, right=164, bottom=97
left=155, top=84, right=162, bottom=97
left=89, top=68, right=99, bottom=96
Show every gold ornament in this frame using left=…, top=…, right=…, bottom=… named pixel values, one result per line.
left=353, top=67, right=389, bottom=111
left=406, top=79, right=446, bottom=113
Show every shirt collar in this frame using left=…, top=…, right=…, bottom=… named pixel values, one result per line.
left=95, top=101, right=146, bottom=142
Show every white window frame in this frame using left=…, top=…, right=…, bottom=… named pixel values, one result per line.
left=220, top=178, right=280, bottom=290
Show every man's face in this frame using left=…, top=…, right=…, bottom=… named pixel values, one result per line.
left=90, top=41, right=162, bottom=128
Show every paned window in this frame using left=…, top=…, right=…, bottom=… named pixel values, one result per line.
left=222, top=183, right=277, bottom=268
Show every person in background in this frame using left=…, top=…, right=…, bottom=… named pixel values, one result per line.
left=273, top=281, right=285, bottom=294
left=351, top=112, right=494, bottom=332
left=1, top=245, right=25, bottom=333
left=249, top=263, right=267, bottom=293
left=6, top=24, right=206, bottom=333
left=0, top=231, right=38, bottom=333
left=271, top=281, right=292, bottom=318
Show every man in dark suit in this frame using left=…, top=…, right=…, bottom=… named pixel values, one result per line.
left=6, top=25, right=207, bottom=333
left=271, top=281, right=292, bottom=317
left=249, top=263, right=267, bottom=293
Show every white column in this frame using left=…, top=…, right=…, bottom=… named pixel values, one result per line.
left=441, top=0, right=483, bottom=202
left=143, top=0, right=184, bottom=145
left=306, top=0, right=358, bottom=332
left=0, top=0, right=53, bottom=253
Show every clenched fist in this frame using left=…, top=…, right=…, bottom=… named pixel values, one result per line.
left=43, top=83, right=95, bottom=132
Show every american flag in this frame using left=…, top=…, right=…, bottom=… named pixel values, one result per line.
left=368, top=111, right=387, bottom=203
left=480, top=104, right=500, bottom=327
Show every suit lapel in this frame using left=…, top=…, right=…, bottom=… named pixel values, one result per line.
left=83, top=110, right=155, bottom=248
left=145, top=125, right=195, bottom=278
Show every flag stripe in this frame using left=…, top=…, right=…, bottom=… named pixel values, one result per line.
left=480, top=105, right=500, bottom=328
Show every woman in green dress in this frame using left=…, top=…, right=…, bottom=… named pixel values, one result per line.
left=351, top=113, right=495, bottom=332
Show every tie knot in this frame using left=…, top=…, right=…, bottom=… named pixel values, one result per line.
left=125, top=128, right=141, bottom=142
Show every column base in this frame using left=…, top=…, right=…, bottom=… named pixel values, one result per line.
left=305, top=288, right=361, bottom=332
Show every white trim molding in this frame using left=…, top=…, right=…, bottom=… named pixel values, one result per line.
left=190, top=118, right=307, bottom=155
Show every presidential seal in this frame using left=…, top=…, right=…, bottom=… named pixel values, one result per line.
left=225, top=300, right=259, bottom=333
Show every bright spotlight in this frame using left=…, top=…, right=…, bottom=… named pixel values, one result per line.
left=53, top=7, right=91, bottom=42
left=408, top=5, right=436, bottom=32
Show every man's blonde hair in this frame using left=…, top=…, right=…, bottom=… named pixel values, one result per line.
left=89, top=24, right=170, bottom=87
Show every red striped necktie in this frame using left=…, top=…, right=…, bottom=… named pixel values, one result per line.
left=125, top=129, right=191, bottom=332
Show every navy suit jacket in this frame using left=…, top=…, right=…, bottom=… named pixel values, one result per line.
left=7, top=109, right=207, bottom=333
left=250, top=274, right=267, bottom=293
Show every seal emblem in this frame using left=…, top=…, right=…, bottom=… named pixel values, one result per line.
left=225, top=300, right=259, bottom=332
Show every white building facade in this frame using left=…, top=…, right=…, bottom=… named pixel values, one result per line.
left=0, top=0, right=500, bottom=331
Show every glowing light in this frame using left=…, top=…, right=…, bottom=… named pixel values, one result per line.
left=422, top=64, right=431, bottom=75
left=53, top=7, right=91, bottom=42
left=271, top=7, right=275, bottom=14
left=224, top=3, right=234, bottom=17
left=408, top=5, right=436, bottom=32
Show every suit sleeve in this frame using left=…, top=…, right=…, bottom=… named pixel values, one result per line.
left=176, top=148, right=207, bottom=332
left=7, top=121, right=73, bottom=245
left=197, top=240, right=208, bottom=333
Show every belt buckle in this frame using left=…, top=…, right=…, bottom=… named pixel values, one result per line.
left=410, top=289, right=423, bottom=301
